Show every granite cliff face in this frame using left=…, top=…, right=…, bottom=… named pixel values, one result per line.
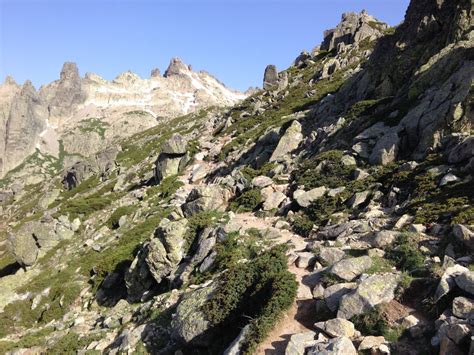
left=0, top=1, right=473, bottom=354
left=0, top=58, right=245, bottom=178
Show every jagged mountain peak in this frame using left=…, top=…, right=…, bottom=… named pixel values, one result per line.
left=164, top=57, right=192, bottom=77
left=3, top=75, right=18, bottom=87
left=59, top=61, right=81, bottom=81
left=321, top=9, right=388, bottom=52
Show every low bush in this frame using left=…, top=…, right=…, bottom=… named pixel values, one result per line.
left=203, top=245, right=297, bottom=354
left=351, top=305, right=404, bottom=342
left=291, top=214, right=314, bottom=237
left=294, top=150, right=355, bottom=189
left=386, top=234, right=425, bottom=274
left=229, top=188, right=262, bottom=212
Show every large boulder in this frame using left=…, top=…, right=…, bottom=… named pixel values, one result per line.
left=337, top=273, right=400, bottom=319
left=294, top=187, right=327, bottom=208
left=145, top=218, right=189, bottom=283
left=263, top=65, right=279, bottom=90
left=154, top=134, right=189, bottom=183
left=369, top=132, right=399, bottom=166
left=307, top=336, right=357, bottom=355
left=182, top=185, right=231, bottom=217
left=329, top=256, right=373, bottom=281
left=453, top=224, right=474, bottom=251
left=448, top=137, right=474, bottom=164
left=270, top=120, right=303, bottom=162
left=7, top=219, right=75, bottom=267
left=161, top=133, right=187, bottom=155
left=63, top=146, right=119, bottom=189
left=171, top=284, right=216, bottom=346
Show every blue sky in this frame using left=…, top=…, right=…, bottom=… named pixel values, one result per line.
left=0, top=0, right=410, bottom=91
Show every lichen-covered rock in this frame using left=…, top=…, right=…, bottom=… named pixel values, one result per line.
left=329, top=256, right=373, bottom=281
left=314, top=318, right=356, bottom=338
left=270, top=120, right=303, bottom=162
left=337, top=273, right=400, bottom=319
left=171, top=284, right=216, bottom=346
left=307, top=336, right=357, bottom=355
left=146, top=218, right=189, bottom=283
left=161, top=133, right=187, bottom=155
left=294, top=187, right=327, bottom=208
left=182, top=185, right=231, bottom=217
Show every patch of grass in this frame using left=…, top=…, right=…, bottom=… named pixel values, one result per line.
left=152, top=175, right=184, bottom=200
left=229, top=188, right=262, bottom=213
left=106, top=205, right=136, bottom=229
left=366, top=256, right=395, bottom=274
left=386, top=234, right=425, bottom=275
left=351, top=305, right=404, bottom=342
left=48, top=331, right=103, bottom=353
left=78, top=117, right=110, bottom=138
left=0, top=326, right=54, bottom=353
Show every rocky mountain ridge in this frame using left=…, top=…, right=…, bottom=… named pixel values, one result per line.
left=0, top=58, right=245, bottom=179
left=0, top=1, right=473, bottom=354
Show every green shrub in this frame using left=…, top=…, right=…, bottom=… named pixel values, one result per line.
left=203, top=245, right=297, bottom=354
left=386, top=234, right=425, bottom=274
left=351, top=305, right=404, bottom=342
left=240, top=163, right=278, bottom=182
left=294, top=150, right=355, bottom=189
left=229, top=189, right=262, bottom=212
left=185, top=211, right=227, bottom=249
left=106, top=205, right=136, bottom=229
left=292, top=214, right=314, bottom=237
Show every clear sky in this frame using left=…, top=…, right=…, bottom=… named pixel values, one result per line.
left=0, top=0, right=410, bottom=92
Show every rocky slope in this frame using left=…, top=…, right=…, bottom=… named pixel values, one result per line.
left=0, top=1, right=473, bottom=354
left=0, top=58, right=245, bottom=180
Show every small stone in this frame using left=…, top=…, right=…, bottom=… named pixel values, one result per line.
left=439, top=173, right=459, bottom=187
left=294, top=187, right=328, bottom=208
left=312, top=284, right=325, bottom=299
left=452, top=296, right=474, bottom=319
left=358, top=336, right=386, bottom=351
left=296, top=252, right=317, bottom=269
left=408, top=224, right=426, bottom=233
left=251, top=176, right=273, bottom=188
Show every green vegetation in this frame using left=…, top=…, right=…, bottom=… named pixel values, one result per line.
left=203, top=245, right=297, bottom=354
left=240, top=163, right=278, bottom=182
left=106, top=205, right=136, bottom=229
left=185, top=211, right=227, bottom=249
left=291, top=214, right=314, bottom=237
left=294, top=150, right=355, bottom=189
left=0, top=327, right=54, bottom=353
left=386, top=234, right=425, bottom=275
left=351, top=305, right=404, bottom=343
left=344, top=99, right=385, bottom=123
left=229, top=188, right=262, bottom=212
left=366, top=255, right=395, bottom=274
left=148, top=175, right=184, bottom=200
left=78, top=117, right=110, bottom=138
left=125, top=110, right=150, bottom=116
